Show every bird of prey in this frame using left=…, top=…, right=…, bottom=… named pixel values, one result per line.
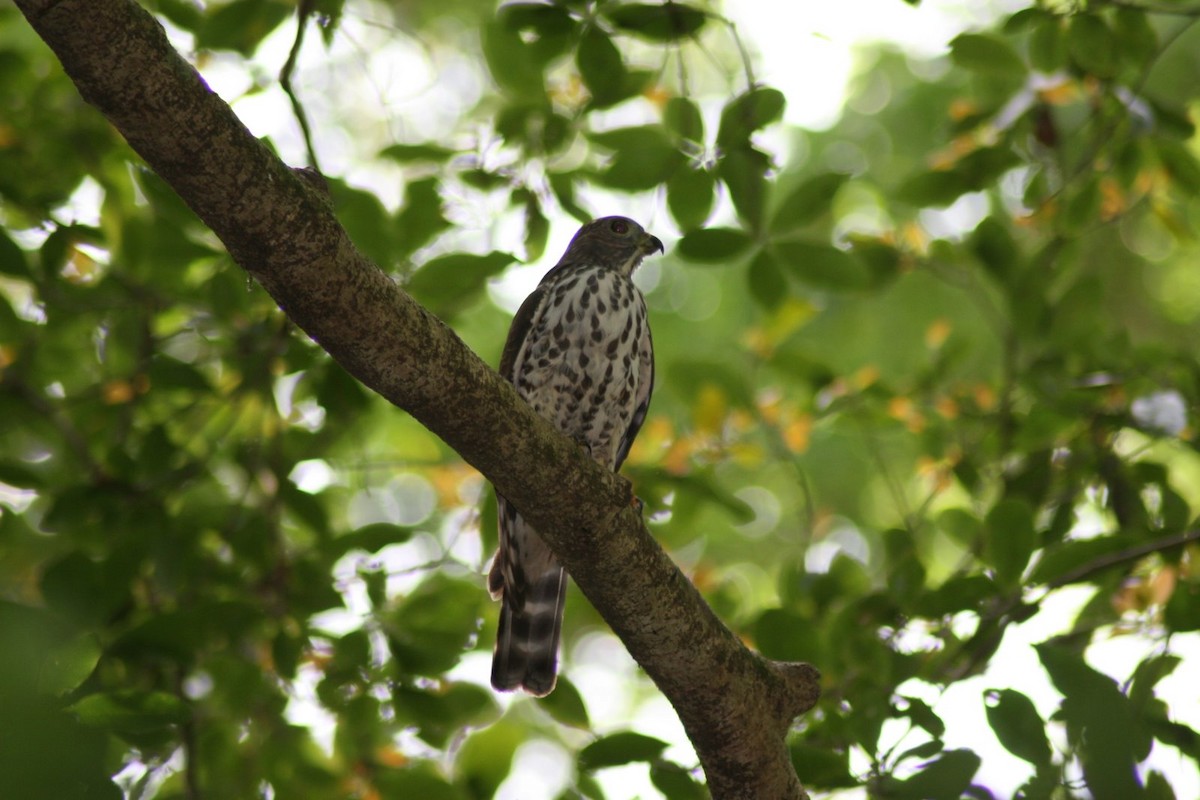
left=489, top=216, right=663, bottom=696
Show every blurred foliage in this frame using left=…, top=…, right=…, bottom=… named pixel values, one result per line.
left=3, top=0, right=1200, bottom=798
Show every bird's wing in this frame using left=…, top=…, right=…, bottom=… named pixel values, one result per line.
left=499, top=286, right=547, bottom=382
left=613, top=294, right=654, bottom=471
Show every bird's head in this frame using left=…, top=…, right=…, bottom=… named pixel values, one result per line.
left=563, top=216, right=664, bottom=276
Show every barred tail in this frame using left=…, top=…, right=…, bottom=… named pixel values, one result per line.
left=491, top=567, right=567, bottom=697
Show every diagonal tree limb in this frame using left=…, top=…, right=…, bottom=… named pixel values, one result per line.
left=13, top=1, right=820, bottom=797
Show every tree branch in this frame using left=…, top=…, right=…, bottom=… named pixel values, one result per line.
left=14, top=0, right=820, bottom=797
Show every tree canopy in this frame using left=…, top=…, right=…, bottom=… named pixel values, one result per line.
left=3, top=0, right=1200, bottom=798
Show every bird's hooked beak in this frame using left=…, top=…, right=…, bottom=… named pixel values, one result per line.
left=639, top=232, right=665, bottom=256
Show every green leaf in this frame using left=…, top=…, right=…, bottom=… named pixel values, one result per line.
left=379, top=143, right=458, bottom=164
left=913, top=574, right=995, bottom=617
left=537, top=676, right=590, bottom=728
left=579, top=731, right=669, bottom=770
left=850, top=237, right=902, bottom=287
left=457, top=721, right=523, bottom=798
left=891, top=749, right=981, bottom=800
left=327, top=522, right=414, bottom=557
left=717, top=87, right=786, bottom=147
left=771, top=172, right=849, bottom=233
left=1062, top=176, right=1100, bottom=234
left=664, top=96, right=703, bottom=142
left=113, top=602, right=263, bottom=664
left=649, top=760, right=706, bottom=800
left=752, top=608, right=822, bottom=662
left=71, top=690, right=189, bottom=734
left=718, top=146, right=772, bottom=229
left=496, top=3, right=575, bottom=72
left=385, top=576, right=485, bottom=676
left=589, top=125, right=684, bottom=191
left=1036, top=644, right=1140, bottom=796
left=1068, top=14, right=1117, bottom=79
left=984, top=689, right=1051, bottom=766
left=676, top=228, right=753, bottom=263
left=770, top=240, right=869, bottom=290
left=897, top=696, right=945, bottom=737
left=957, top=145, right=1022, bottom=189
left=329, top=180, right=396, bottom=268
left=747, top=249, right=788, bottom=310
left=949, top=33, right=1026, bottom=77
left=577, top=27, right=631, bottom=108
left=37, top=633, right=101, bottom=696
left=1130, top=655, right=1181, bottom=711
left=549, top=171, right=591, bottom=222
left=1145, top=771, right=1178, bottom=800
left=1165, top=579, right=1200, bottom=632
left=983, top=498, right=1036, bottom=587
left=522, top=193, right=550, bottom=262
left=405, top=251, right=517, bottom=317
left=898, top=169, right=972, bottom=208
left=603, top=3, right=708, bottom=42
left=40, top=552, right=134, bottom=628
left=1029, top=15, right=1066, bottom=72
left=1114, top=7, right=1157, bottom=69
left=667, top=166, right=715, bottom=231
left=482, top=20, right=546, bottom=99
left=392, top=683, right=498, bottom=748
left=197, top=0, right=292, bottom=57
left=895, top=739, right=944, bottom=766
left=789, top=741, right=858, bottom=789
left=0, top=228, right=29, bottom=278
left=641, top=467, right=755, bottom=521
left=969, top=216, right=1018, bottom=283
left=0, top=458, right=41, bottom=489
left=903, top=147, right=1022, bottom=208
left=1030, top=534, right=1139, bottom=586
left=375, top=762, right=467, bottom=800
left=1156, top=138, right=1200, bottom=196
left=155, top=0, right=205, bottom=31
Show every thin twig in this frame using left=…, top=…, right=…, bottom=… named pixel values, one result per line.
left=1045, top=528, right=1200, bottom=590
left=176, top=669, right=201, bottom=800
left=717, top=15, right=756, bottom=90
left=280, top=0, right=321, bottom=171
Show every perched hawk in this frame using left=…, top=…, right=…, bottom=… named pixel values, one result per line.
left=489, top=216, right=663, bottom=696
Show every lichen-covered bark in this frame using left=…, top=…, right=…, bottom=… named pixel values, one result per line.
left=14, top=1, right=821, bottom=795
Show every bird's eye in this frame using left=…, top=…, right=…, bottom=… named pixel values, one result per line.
left=610, top=219, right=629, bottom=235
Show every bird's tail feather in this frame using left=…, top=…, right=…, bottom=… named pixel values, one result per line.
left=491, top=567, right=566, bottom=697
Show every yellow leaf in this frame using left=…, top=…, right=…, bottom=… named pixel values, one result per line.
left=374, top=745, right=409, bottom=769
left=63, top=247, right=99, bottom=285
left=972, top=384, right=997, bottom=411
left=663, top=437, right=692, bottom=476
left=730, top=442, right=766, bottom=466
left=948, top=98, right=978, bottom=121
left=693, top=384, right=727, bottom=435
left=935, top=395, right=959, bottom=420
left=1099, top=177, right=1125, bottom=220
left=887, top=396, right=912, bottom=420
left=852, top=365, right=879, bottom=390
left=756, top=390, right=782, bottom=425
left=925, top=318, right=952, bottom=349
left=784, top=414, right=812, bottom=453
left=1037, top=80, right=1078, bottom=105
left=0, top=344, right=17, bottom=370
left=642, top=84, right=671, bottom=109
left=900, top=222, right=930, bottom=254
left=102, top=379, right=135, bottom=405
